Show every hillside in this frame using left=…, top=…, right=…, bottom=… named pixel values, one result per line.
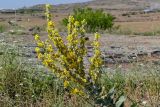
left=26, top=0, right=160, bottom=21
left=28, top=0, right=156, bottom=12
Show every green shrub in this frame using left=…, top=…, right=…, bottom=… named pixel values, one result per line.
left=62, top=8, right=116, bottom=32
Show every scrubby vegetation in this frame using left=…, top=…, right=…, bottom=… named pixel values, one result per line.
left=62, top=8, right=116, bottom=32
left=0, top=48, right=159, bottom=107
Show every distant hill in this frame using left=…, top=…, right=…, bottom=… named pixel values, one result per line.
left=16, top=0, right=160, bottom=15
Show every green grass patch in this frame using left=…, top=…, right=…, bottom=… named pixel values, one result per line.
left=0, top=24, right=6, bottom=33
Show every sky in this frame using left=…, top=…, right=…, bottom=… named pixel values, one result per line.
left=0, top=0, right=92, bottom=9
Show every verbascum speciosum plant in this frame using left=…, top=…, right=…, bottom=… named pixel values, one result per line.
left=35, top=4, right=125, bottom=107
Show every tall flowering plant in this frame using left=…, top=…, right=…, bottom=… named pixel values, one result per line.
left=35, top=4, right=125, bottom=107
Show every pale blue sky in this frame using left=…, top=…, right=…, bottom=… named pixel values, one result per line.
left=0, top=0, right=92, bottom=9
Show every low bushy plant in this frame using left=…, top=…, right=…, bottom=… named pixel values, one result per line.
left=34, top=4, right=125, bottom=107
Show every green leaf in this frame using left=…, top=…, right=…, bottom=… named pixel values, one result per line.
left=107, top=87, right=115, bottom=98
left=116, top=96, right=126, bottom=107
left=131, top=102, right=138, bottom=107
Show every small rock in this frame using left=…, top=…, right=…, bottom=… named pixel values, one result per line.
left=151, top=50, right=160, bottom=57
left=128, top=53, right=137, bottom=59
left=104, top=58, right=115, bottom=64
left=137, top=52, right=148, bottom=57
left=110, top=46, right=121, bottom=49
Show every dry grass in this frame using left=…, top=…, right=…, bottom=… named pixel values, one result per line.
left=116, top=21, right=160, bottom=34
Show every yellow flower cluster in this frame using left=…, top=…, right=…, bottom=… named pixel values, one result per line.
left=34, top=4, right=102, bottom=96
left=89, top=33, right=102, bottom=84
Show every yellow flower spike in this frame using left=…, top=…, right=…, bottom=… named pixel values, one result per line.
left=35, top=47, right=40, bottom=53
left=63, top=69, right=70, bottom=78
left=67, top=24, right=71, bottom=33
left=69, top=15, right=74, bottom=23
left=94, top=42, right=100, bottom=47
left=64, top=80, right=69, bottom=88
left=71, top=88, right=84, bottom=95
left=67, top=34, right=73, bottom=42
left=68, top=51, right=75, bottom=58
left=71, top=88, right=79, bottom=94
left=34, top=34, right=40, bottom=41
left=46, top=4, right=51, bottom=9
left=90, top=58, right=94, bottom=63
left=42, top=59, right=48, bottom=66
left=80, top=29, right=86, bottom=34
left=95, top=50, right=101, bottom=56
left=37, top=42, right=44, bottom=47
left=48, top=21, right=54, bottom=27
left=46, top=44, right=53, bottom=52
left=74, top=21, right=80, bottom=27
left=94, top=32, right=100, bottom=40
left=47, top=59, right=53, bottom=64
left=37, top=53, right=43, bottom=59
left=82, top=78, right=87, bottom=83
left=46, top=54, right=52, bottom=60
left=46, top=14, right=51, bottom=19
